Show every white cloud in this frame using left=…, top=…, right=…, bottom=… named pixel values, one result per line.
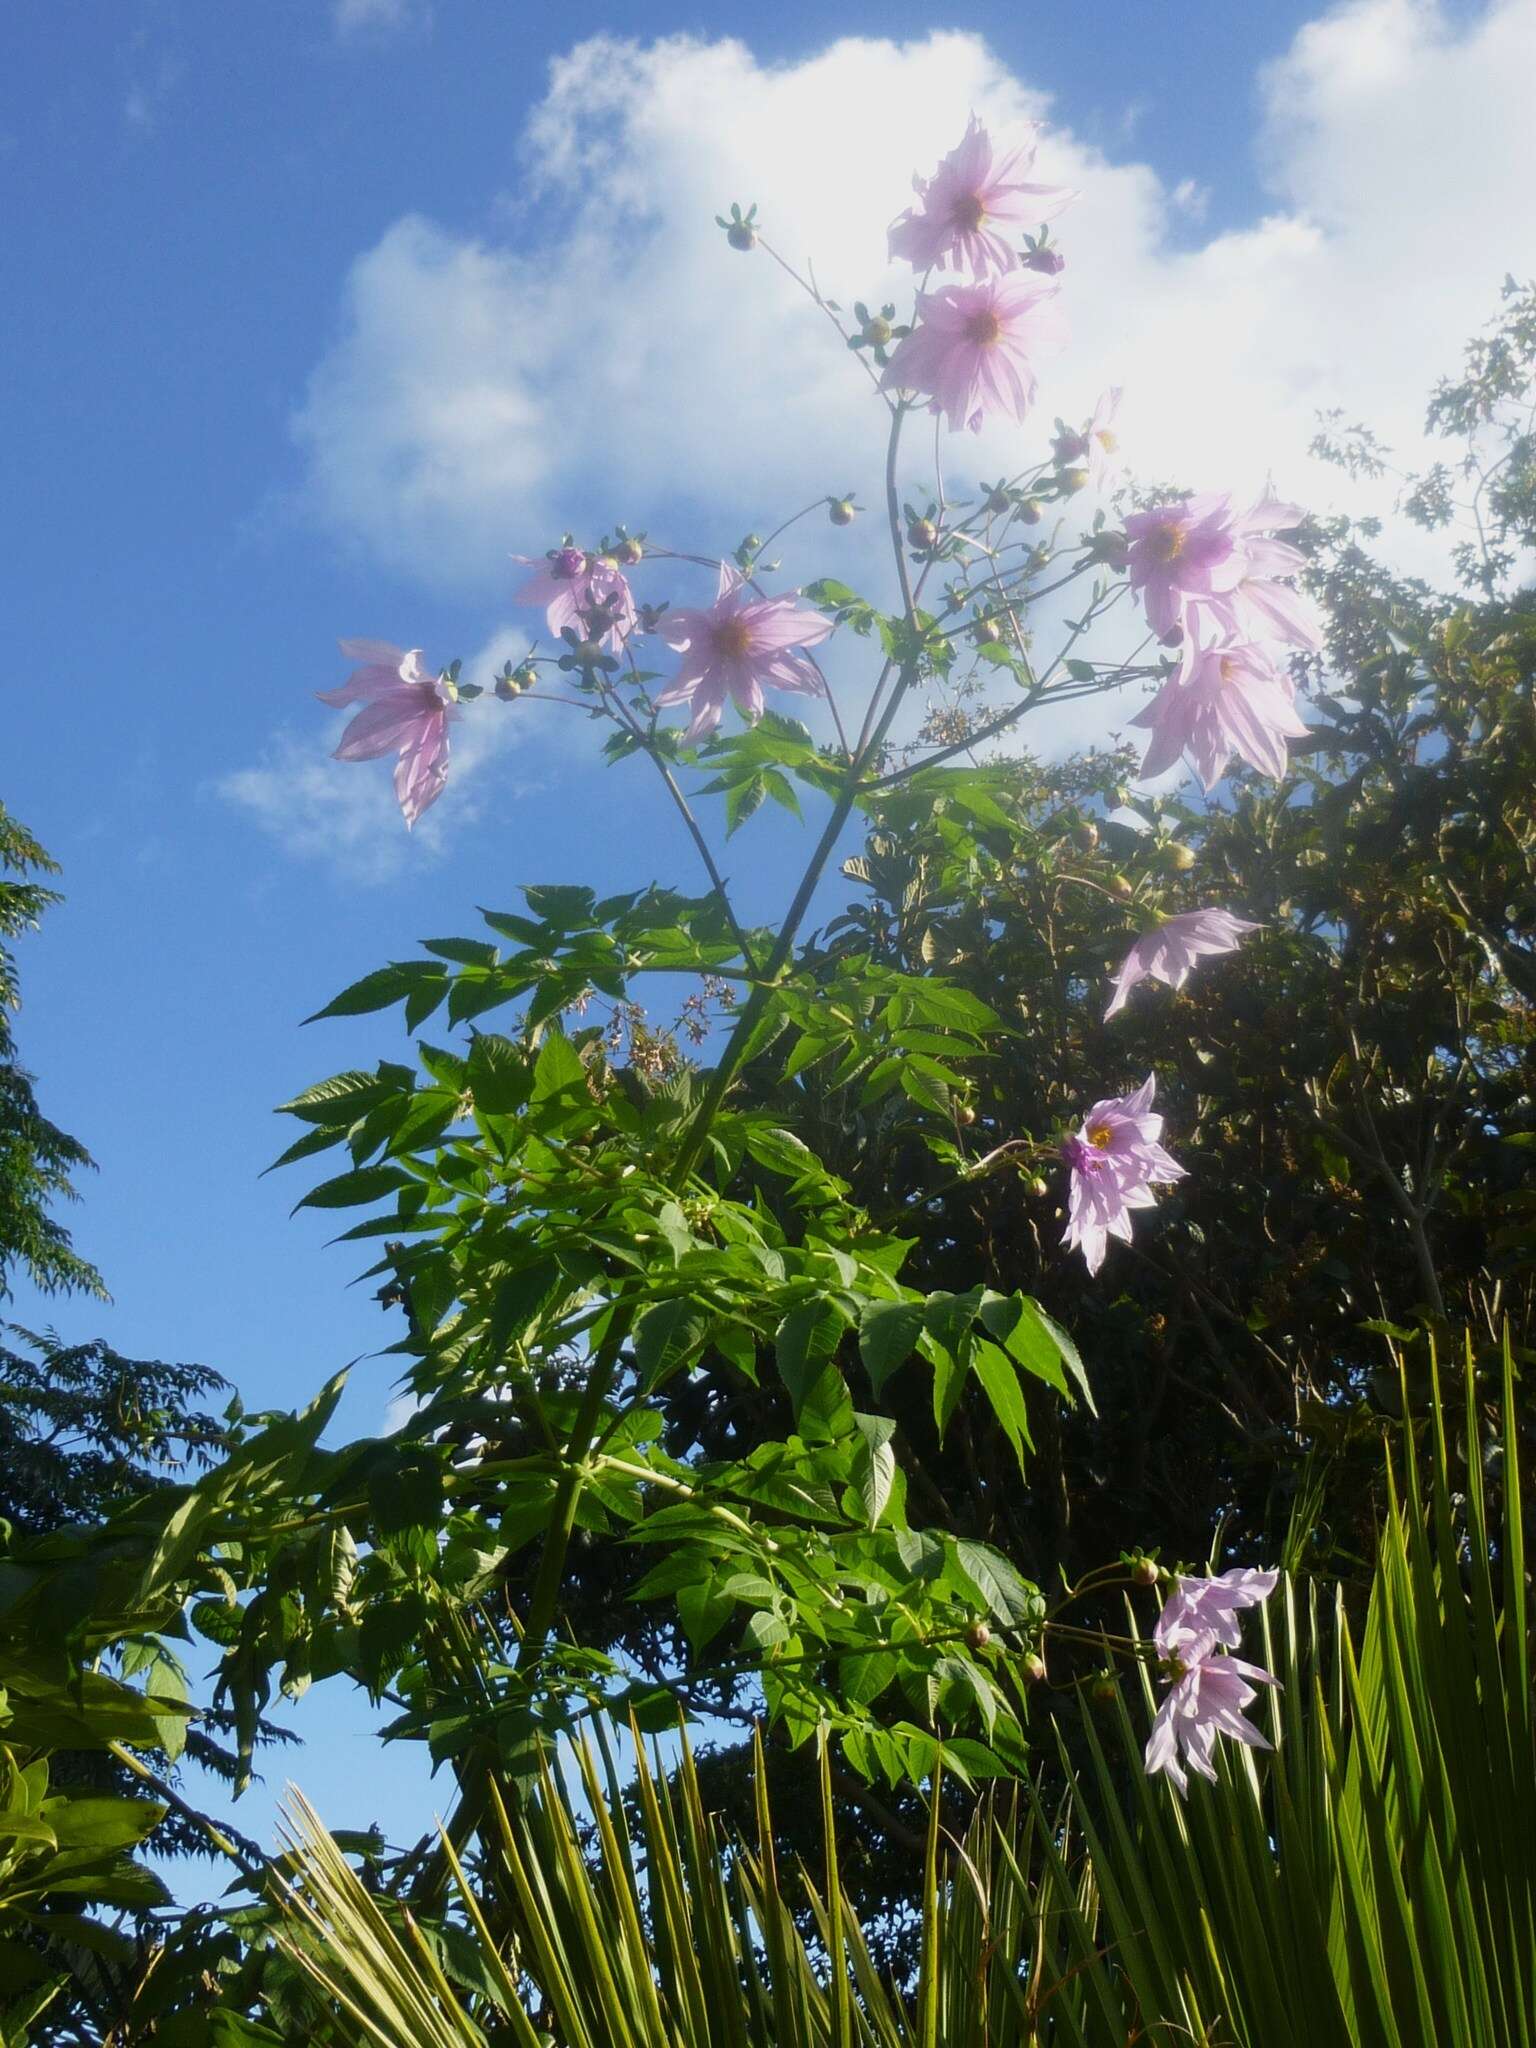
left=216, top=634, right=553, bottom=883
left=334, top=0, right=431, bottom=37
left=294, top=5, right=1536, bottom=586
left=259, top=4, right=1536, bottom=863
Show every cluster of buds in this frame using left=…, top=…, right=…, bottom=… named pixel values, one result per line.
left=494, top=658, right=538, bottom=701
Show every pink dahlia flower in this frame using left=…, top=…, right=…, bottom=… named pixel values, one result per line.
left=317, top=640, right=457, bottom=829
left=1127, top=494, right=1321, bottom=655
left=1154, top=1568, right=1279, bottom=1662
left=1125, top=494, right=1245, bottom=641
left=655, top=561, right=833, bottom=742
left=1061, top=1074, right=1185, bottom=1275
left=1200, top=497, right=1324, bottom=654
left=1145, top=1568, right=1280, bottom=1795
left=1104, top=908, right=1260, bottom=1019
left=881, top=272, right=1066, bottom=434
left=1144, top=1649, right=1279, bottom=1796
left=888, top=115, right=1074, bottom=277
left=512, top=548, right=637, bottom=652
left=1132, top=640, right=1309, bottom=791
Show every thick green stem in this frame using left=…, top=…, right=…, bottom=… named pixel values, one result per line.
left=515, top=1313, right=633, bottom=1672
left=671, top=404, right=923, bottom=1186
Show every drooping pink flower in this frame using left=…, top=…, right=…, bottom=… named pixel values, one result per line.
left=1125, top=494, right=1245, bottom=641
left=512, top=548, right=637, bottom=652
left=889, top=115, right=1074, bottom=277
left=1144, top=1650, right=1279, bottom=1796
left=1200, top=497, right=1324, bottom=654
left=1154, top=1569, right=1280, bottom=1661
left=317, top=640, right=457, bottom=829
left=654, top=561, right=833, bottom=742
left=1145, top=1568, right=1280, bottom=1795
left=1104, top=908, right=1261, bottom=1019
left=881, top=272, right=1066, bottom=433
left=1061, top=1074, right=1185, bottom=1275
left=1132, top=640, right=1309, bottom=790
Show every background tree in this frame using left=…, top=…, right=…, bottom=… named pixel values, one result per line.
left=0, top=803, right=103, bottom=1304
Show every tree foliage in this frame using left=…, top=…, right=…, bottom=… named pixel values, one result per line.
left=0, top=804, right=102, bottom=1303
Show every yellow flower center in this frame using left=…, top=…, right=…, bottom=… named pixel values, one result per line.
left=715, top=618, right=753, bottom=660
left=964, top=309, right=1004, bottom=348
left=1095, top=429, right=1119, bottom=454
left=953, top=193, right=987, bottom=233
left=1219, top=654, right=1238, bottom=683
left=1087, top=1123, right=1114, bottom=1149
left=1149, top=523, right=1186, bottom=563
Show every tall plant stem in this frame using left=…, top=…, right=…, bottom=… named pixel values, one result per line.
left=671, top=406, right=923, bottom=1185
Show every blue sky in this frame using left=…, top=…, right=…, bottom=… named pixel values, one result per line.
left=4, top=0, right=1531, bottom=1874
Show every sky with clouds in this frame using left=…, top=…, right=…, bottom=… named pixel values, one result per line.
left=5, top=0, right=1534, bottom=1868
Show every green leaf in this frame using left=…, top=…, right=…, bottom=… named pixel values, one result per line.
left=531, top=1030, right=587, bottom=1104
left=422, top=936, right=500, bottom=967
left=858, top=1299, right=924, bottom=1395
left=851, top=1414, right=897, bottom=1527
left=303, top=964, right=416, bottom=1024
left=725, top=776, right=767, bottom=836
left=970, top=1337, right=1033, bottom=1474
left=951, top=1540, right=1035, bottom=1626
left=523, top=884, right=597, bottom=926
left=294, top=1164, right=413, bottom=1213
left=774, top=1299, right=849, bottom=1415
left=467, top=1033, right=529, bottom=1116
left=633, top=1299, right=710, bottom=1392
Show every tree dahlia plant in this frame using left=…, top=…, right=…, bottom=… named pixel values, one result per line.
left=280, top=114, right=1311, bottom=1843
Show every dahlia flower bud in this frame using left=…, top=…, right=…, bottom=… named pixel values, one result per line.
left=829, top=496, right=858, bottom=526
left=615, top=536, right=644, bottom=565
left=716, top=202, right=760, bottom=252
left=1023, top=245, right=1066, bottom=275
left=907, top=517, right=939, bottom=551
left=860, top=313, right=893, bottom=346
